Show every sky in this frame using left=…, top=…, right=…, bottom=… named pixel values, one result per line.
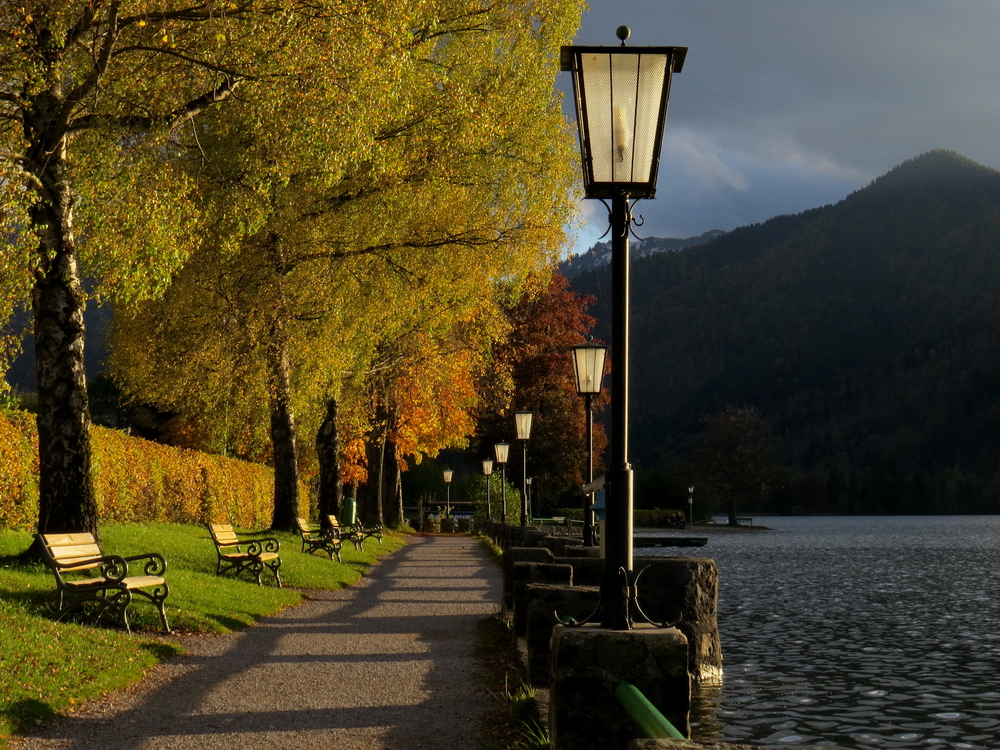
left=560, top=0, right=1000, bottom=255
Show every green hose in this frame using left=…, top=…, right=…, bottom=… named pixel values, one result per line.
left=615, top=681, right=686, bottom=740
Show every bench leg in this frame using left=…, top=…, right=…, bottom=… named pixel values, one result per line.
left=267, top=559, right=282, bottom=587
left=134, top=583, right=171, bottom=634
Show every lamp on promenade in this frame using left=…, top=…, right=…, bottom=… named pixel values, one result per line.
left=562, top=26, right=686, bottom=629
left=571, top=340, right=609, bottom=547
left=495, top=442, right=510, bottom=523
left=443, top=468, right=453, bottom=517
left=483, top=459, right=494, bottom=519
left=515, top=411, right=534, bottom=526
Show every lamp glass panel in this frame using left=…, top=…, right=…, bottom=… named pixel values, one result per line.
left=572, top=345, right=607, bottom=395
left=443, top=469, right=453, bottom=484
left=495, top=442, right=510, bottom=463
left=515, top=411, right=534, bottom=440
left=482, top=459, right=494, bottom=476
left=578, top=51, right=668, bottom=184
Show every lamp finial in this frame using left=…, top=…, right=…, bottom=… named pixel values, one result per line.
left=616, top=25, right=631, bottom=45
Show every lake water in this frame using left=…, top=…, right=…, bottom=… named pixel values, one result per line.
left=650, top=516, right=1000, bottom=750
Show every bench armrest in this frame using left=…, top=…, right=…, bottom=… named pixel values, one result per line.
left=122, top=552, right=167, bottom=577
left=245, top=537, right=280, bottom=556
left=53, top=553, right=131, bottom=583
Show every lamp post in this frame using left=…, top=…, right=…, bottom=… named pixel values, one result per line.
left=571, top=341, right=609, bottom=547
left=688, top=486, right=694, bottom=526
left=483, top=459, right=494, bottom=519
left=562, top=26, right=686, bottom=630
left=495, top=442, right=510, bottom=523
left=443, top=469, right=453, bottom=517
left=515, top=411, right=534, bottom=526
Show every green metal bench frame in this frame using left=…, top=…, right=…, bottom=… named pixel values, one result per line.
left=208, top=523, right=282, bottom=587
left=296, top=517, right=342, bottom=562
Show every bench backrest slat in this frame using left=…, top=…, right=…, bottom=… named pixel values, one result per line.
left=326, top=515, right=348, bottom=531
left=296, top=517, right=310, bottom=533
left=40, top=533, right=103, bottom=572
left=209, top=524, right=242, bottom=547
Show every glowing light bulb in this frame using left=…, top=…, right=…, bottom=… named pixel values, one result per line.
left=614, top=105, right=630, bottom=163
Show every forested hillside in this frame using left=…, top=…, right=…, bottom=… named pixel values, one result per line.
left=571, top=150, right=1000, bottom=514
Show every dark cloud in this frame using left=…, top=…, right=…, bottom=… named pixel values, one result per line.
left=562, top=0, right=1000, bottom=251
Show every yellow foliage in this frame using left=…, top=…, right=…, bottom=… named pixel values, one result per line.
left=0, top=411, right=300, bottom=531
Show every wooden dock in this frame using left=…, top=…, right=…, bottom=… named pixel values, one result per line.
left=634, top=536, right=708, bottom=548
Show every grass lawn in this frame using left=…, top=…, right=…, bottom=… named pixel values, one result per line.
left=0, top=522, right=409, bottom=747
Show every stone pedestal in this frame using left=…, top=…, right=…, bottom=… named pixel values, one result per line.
left=562, top=545, right=601, bottom=558
left=512, top=562, right=573, bottom=636
left=524, top=583, right=600, bottom=685
left=502, top=547, right=554, bottom=610
left=633, top=557, right=721, bottom=684
left=550, top=624, right=690, bottom=750
left=554, top=555, right=603, bottom=586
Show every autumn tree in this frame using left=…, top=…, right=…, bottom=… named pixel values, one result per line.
left=0, top=0, right=368, bottom=539
left=109, top=0, right=585, bottom=530
left=694, top=404, right=779, bottom=525
left=475, top=272, right=607, bottom=513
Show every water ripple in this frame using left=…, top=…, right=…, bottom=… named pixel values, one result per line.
left=659, top=516, right=1000, bottom=750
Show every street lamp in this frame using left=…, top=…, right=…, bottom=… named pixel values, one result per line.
left=688, top=486, right=694, bottom=526
left=495, top=442, right=510, bottom=523
left=483, top=459, right=494, bottom=520
left=443, top=468, right=453, bottom=517
left=571, top=341, right=609, bottom=547
left=562, top=26, right=686, bottom=630
left=515, top=410, right=534, bottom=526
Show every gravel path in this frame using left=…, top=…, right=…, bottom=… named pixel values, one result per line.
left=11, top=535, right=500, bottom=750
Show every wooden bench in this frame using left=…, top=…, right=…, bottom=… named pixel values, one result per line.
left=38, top=532, right=170, bottom=634
left=208, top=523, right=282, bottom=586
left=326, top=514, right=382, bottom=551
left=296, top=517, right=342, bottom=562
left=353, top=519, right=383, bottom=549
left=325, top=515, right=363, bottom=550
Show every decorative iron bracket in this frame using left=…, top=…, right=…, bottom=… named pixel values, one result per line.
left=554, top=564, right=681, bottom=630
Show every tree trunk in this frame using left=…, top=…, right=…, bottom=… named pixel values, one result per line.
left=268, top=339, right=299, bottom=532
left=357, top=439, right=380, bottom=524
left=373, top=423, right=388, bottom=527
left=383, top=438, right=403, bottom=527
left=316, top=396, right=343, bottom=528
left=266, top=235, right=299, bottom=532
left=29, top=93, right=98, bottom=541
left=33, top=238, right=98, bottom=539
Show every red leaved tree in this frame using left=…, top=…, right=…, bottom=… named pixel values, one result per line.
left=476, top=272, right=607, bottom=513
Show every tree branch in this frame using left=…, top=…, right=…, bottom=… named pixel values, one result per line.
left=68, top=78, right=243, bottom=133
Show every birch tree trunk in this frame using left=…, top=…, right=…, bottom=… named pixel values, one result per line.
left=28, top=91, right=98, bottom=539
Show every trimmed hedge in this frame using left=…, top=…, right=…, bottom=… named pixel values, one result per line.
left=0, top=411, right=297, bottom=531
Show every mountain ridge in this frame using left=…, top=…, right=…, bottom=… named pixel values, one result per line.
left=559, top=229, right=726, bottom=278
left=568, top=149, right=1000, bottom=515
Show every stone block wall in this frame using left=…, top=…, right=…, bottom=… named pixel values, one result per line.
left=550, top=625, right=691, bottom=750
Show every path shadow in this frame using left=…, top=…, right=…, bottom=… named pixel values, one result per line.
left=12, top=536, right=501, bottom=750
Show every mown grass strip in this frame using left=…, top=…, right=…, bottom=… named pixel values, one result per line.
left=0, top=522, right=409, bottom=747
